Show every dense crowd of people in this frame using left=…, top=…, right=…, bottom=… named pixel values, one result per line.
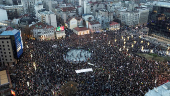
left=11, top=31, right=170, bottom=96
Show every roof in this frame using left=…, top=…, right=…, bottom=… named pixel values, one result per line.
left=75, top=17, right=82, bottom=21
left=110, top=21, right=119, bottom=26
left=61, top=7, right=76, bottom=12
left=0, top=29, right=18, bottom=35
left=89, top=20, right=100, bottom=25
left=31, top=22, right=54, bottom=29
left=145, top=82, right=170, bottom=96
left=74, top=27, right=89, bottom=31
left=82, top=14, right=93, bottom=17
left=155, top=2, right=170, bottom=8
left=0, top=70, right=9, bottom=86
left=5, top=26, right=14, bottom=31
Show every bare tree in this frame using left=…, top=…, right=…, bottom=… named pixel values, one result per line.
left=60, top=81, right=78, bottom=96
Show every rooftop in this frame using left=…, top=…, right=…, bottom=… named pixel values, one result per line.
left=155, top=1, right=170, bottom=8
left=74, top=27, right=89, bottom=31
left=110, top=21, right=119, bottom=26
left=89, top=20, right=100, bottom=25
left=145, top=82, right=170, bottom=96
left=0, top=70, right=9, bottom=86
left=61, top=7, right=76, bottom=12
left=31, top=22, right=53, bottom=29
left=0, top=29, right=18, bottom=35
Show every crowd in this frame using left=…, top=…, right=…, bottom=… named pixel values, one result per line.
left=10, top=31, right=170, bottom=96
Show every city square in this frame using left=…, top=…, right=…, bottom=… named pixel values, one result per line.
left=10, top=31, right=170, bottom=96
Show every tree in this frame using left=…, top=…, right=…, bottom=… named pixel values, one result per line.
left=60, top=81, right=78, bottom=96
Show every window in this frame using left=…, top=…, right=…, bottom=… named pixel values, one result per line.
left=8, top=48, right=10, bottom=51
left=1, top=55, right=3, bottom=57
left=3, top=45, right=4, bottom=47
left=7, top=41, right=9, bottom=43
left=10, top=55, right=11, bottom=57
left=4, top=52, right=6, bottom=54
left=9, top=52, right=11, bottom=54
left=5, top=55, right=6, bottom=57
left=7, top=45, right=9, bottom=47
left=0, top=48, right=1, bottom=50
left=10, top=59, right=12, bottom=61
left=2, top=41, right=4, bottom=43
left=4, top=48, right=5, bottom=51
left=6, top=59, right=7, bottom=61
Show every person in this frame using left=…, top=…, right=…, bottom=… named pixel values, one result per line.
left=12, top=32, right=169, bottom=96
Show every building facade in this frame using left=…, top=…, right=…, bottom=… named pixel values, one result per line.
left=31, top=22, right=55, bottom=41
left=73, top=27, right=90, bottom=35
left=147, top=2, right=170, bottom=38
left=88, top=20, right=101, bottom=33
left=0, top=29, right=23, bottom=67
left=37, top=10, right=57, bottom=27
left=109, top=21, right=120, bottom=30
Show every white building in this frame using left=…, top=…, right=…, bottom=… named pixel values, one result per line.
left=96, top=9, right=114, bottom=29
left=120, top=11, right=140, bottom=26
left=22, top=0, right=35, bottom=14
left=0, top=9, right=8, bottom=22
left=31, top=22, right=55, bottom=41
left=88, top=20, right=101, bottom=33
left=37, top=11, right=57, bottom=27
left=65, top=17, right=78, bottom=29
left=109, top=21, right=120, bottom=31
left=138, top=8, right=149, bottom=26
left=34, top=1, right=44, bottom=18
left=56, top=30, right=66, bottom=39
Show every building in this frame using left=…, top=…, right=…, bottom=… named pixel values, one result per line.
left=109, top=21, right=120, bottom=30
left=96, top=9, right=114, bottom=29
left=37, top=10, right=57, bottom=27
left=145, top=82, right=170, bottom=96
left=56, top=31, right=66, bottom=39
left=148, top=1, right=170, bottom=38
left=73, top=26, right=90, bottom=35
left=0, top=29, right=23, bottom=67
left=22, top=0, right=35, bottom=14
left=31, top=22, right=55, bottom=41
left=65, top=17, right=78, bottom=29
left=88, top=20, right=101, bottom=33
left=0, top=9, right=8, bottom=22
left=34, top=1, right=44, bottom=18
left=0, top=70, right=12, bottom=96
left=59, top=7, right=77, bottom=22
left=120, top=11, right=139, bottom=26
left=137, top=8, right=149, bottom=26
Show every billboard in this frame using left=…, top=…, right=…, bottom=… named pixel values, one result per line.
left=14, top=30, right=23, bottom=58
left=56, top=26, right=64, bottom=31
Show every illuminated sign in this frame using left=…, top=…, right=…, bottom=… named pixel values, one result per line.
left=56, top=26, right=64, bottom=31
left=14, top=30, right=23, bottom=58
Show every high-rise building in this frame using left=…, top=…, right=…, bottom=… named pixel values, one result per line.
left=148, top=2, right=170, bottom=38
left=0, top=29, right=23, bottom=67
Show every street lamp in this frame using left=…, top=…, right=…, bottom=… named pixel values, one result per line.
left=33, top=62, right=36, bottom=71
left=124, top=41, right=126, bottom=45
left=123, top=45, right=125, bottom=49
left=141, top=40, right=143, bottom=44
left=134, top=41, right=136, bottom=44
left=141, top=46, right=144, bottom=51
left=131, top=44, right=134, bottom=48
left=148, top=42, right=150, bottom=46
left=115, top=39, right=117, bottom=42
left=127, top=36, right=129, bottom=40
